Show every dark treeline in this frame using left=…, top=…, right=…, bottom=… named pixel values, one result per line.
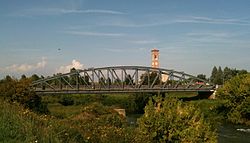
left=210, top=66, right=248, bottom=85
left=196, top=66, right=248, bottom=85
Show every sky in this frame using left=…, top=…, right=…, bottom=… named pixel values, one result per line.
left=0, top=0, right=250, bottom=78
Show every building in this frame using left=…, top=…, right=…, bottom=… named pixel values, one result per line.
left=151, top=48, right=159, bottom=68
left=151, top=48, right=168, bottom=82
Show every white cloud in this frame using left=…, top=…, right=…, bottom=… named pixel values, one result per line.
left=0, top=57, right=47, bottom=72
left=56, top=59, right=83, bottom=73
left=64, top=31, right=125, bottom=37
left=175, top=16, right=250, bottom=26
left=101, top=15, right=250, bottom=28
left=186, top=32, right=232, bottom=38
left=10, top=8, right=125, bottom=17
left=79, top=9, right=125, bottom=15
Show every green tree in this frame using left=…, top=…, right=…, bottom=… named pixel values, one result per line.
left=124, top=74, right=133, bottom=85
left=0, top=75, right=48, bottom=114
left=211, top=66, right=223, bottom=85
left=210, top=66, right=218, bottom=84
left=69, top=68, right=77, bottom=85
left=99, top=77, right=106, bottom=85
left=137, top=96, right=217, bottom=142
left=0, top=75, right=16, bottom=97
left=80, top=75, right=90, bottom=85
left=197, top=74, right=206, bottom=81
left=216, top=73, right=250, bottom=124
left=106, top=77, right=111, bottom=85
left=20, top=74, right=27, bottom=80
left=216, top=66, right=223, bottom=85
left=30, top=74, right=40, bottom=82
left=140, top=72, right=160, bottom=85
left=237, top=69, right=248, bottom=75
left=223, top=67, right=234, bottom=82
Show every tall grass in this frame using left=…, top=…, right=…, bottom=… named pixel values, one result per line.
left=0, top=99, right=85, bottom=142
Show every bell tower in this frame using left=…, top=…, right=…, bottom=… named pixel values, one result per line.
left=151, top=48, right=159, bottom=68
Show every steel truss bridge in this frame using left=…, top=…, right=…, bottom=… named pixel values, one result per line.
left=31, top=66, right=215, bottom=94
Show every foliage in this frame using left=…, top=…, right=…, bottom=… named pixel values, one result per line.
left=211, top=66, right=223, bottom=85
left=0, top=75, right=49, bottom=114
left=210, top=66, right=218, bottom=84
left=190, top=99, right=226, bottom=125
left=210, top=66, right=248, bottom=85
left=140, top=71, right=160, bottom=85
left=216, top=73, right=250, bottom=124
left=136, top=96, right=217, bottom=143
left=0, top=98, right=138, bottom=143
left=59, top=95, right=74, bottom=106
left=124, top=74, right=133, bottom=85
left=66, top=102, right=136, bottom=143
left=197, top=74, right=207, bottom=81
left=0, top=99, right=72, bottom=142
left=133, top=93, right=152, bottom=113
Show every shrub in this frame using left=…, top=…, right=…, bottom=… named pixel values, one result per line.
left=68, top=102, right=135, bottom=143
left=59, top=96, right=74, bottom=106
left=136, top=96, right=217, bottom=143
left=216, top=74, right=250, bottom=124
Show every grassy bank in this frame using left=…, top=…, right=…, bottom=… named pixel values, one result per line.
left=0, top=98, right=136, bottom=143
left=43, top=93, right=148, bottom=116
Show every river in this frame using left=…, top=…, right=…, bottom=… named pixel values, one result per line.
left=127, top=114, right=250, bottom=142
left=218, top=123, right=250, bottom=143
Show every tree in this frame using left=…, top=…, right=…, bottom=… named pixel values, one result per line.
left=124, top=74, right=133, bottom=85
left=237, top=69, right=248, bottom=75
left=99, top=77, right=106, bottom=85
left=0, top=76, right=49, bottom=113
left=216, top=73, right=250, bottom=124
left=140, top=72, right=160, bottom=85
left=197, top=74, right=206, bottom=81
left=20, top=74, right=27, bottom=80
left=223, top=67, right=234, bottom=82
left=114, top=78, right=121, bottom=84
left=216, top=66, right=223, bottom=85
left=210, top=66, right=217, bottom=84
left=30, top=74, right=40, bottom=82
left=210, top=66, right=223, bottom=85
left=69, top=68, right=77, bottom=85
left=136, top=96, right=217, bottom=142
left=106, top=77, right=111, bottom=85
left=80, top=75, right=90, bottom=85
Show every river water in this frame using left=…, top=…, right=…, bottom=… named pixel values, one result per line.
left=218, top=123, right=250, bottom=143
left=127, top=114, right=250, bottom=143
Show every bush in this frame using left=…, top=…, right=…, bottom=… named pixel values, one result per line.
left=0, top=98, right=87, bottom=142
left=216, top=73, right=250, bottom=124
left=68, top=102, right=135, bottom=143
left=136, top=96, right=217, bottom=143
left=0, top=76, right=49, bottom=114
left=59, top=96, right=74, bottom=106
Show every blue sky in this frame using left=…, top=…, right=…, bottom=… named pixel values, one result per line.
left=0, top=0, right=250, bottom=78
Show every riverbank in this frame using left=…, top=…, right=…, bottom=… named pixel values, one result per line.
left=1, top=92, right=249, bottom=142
